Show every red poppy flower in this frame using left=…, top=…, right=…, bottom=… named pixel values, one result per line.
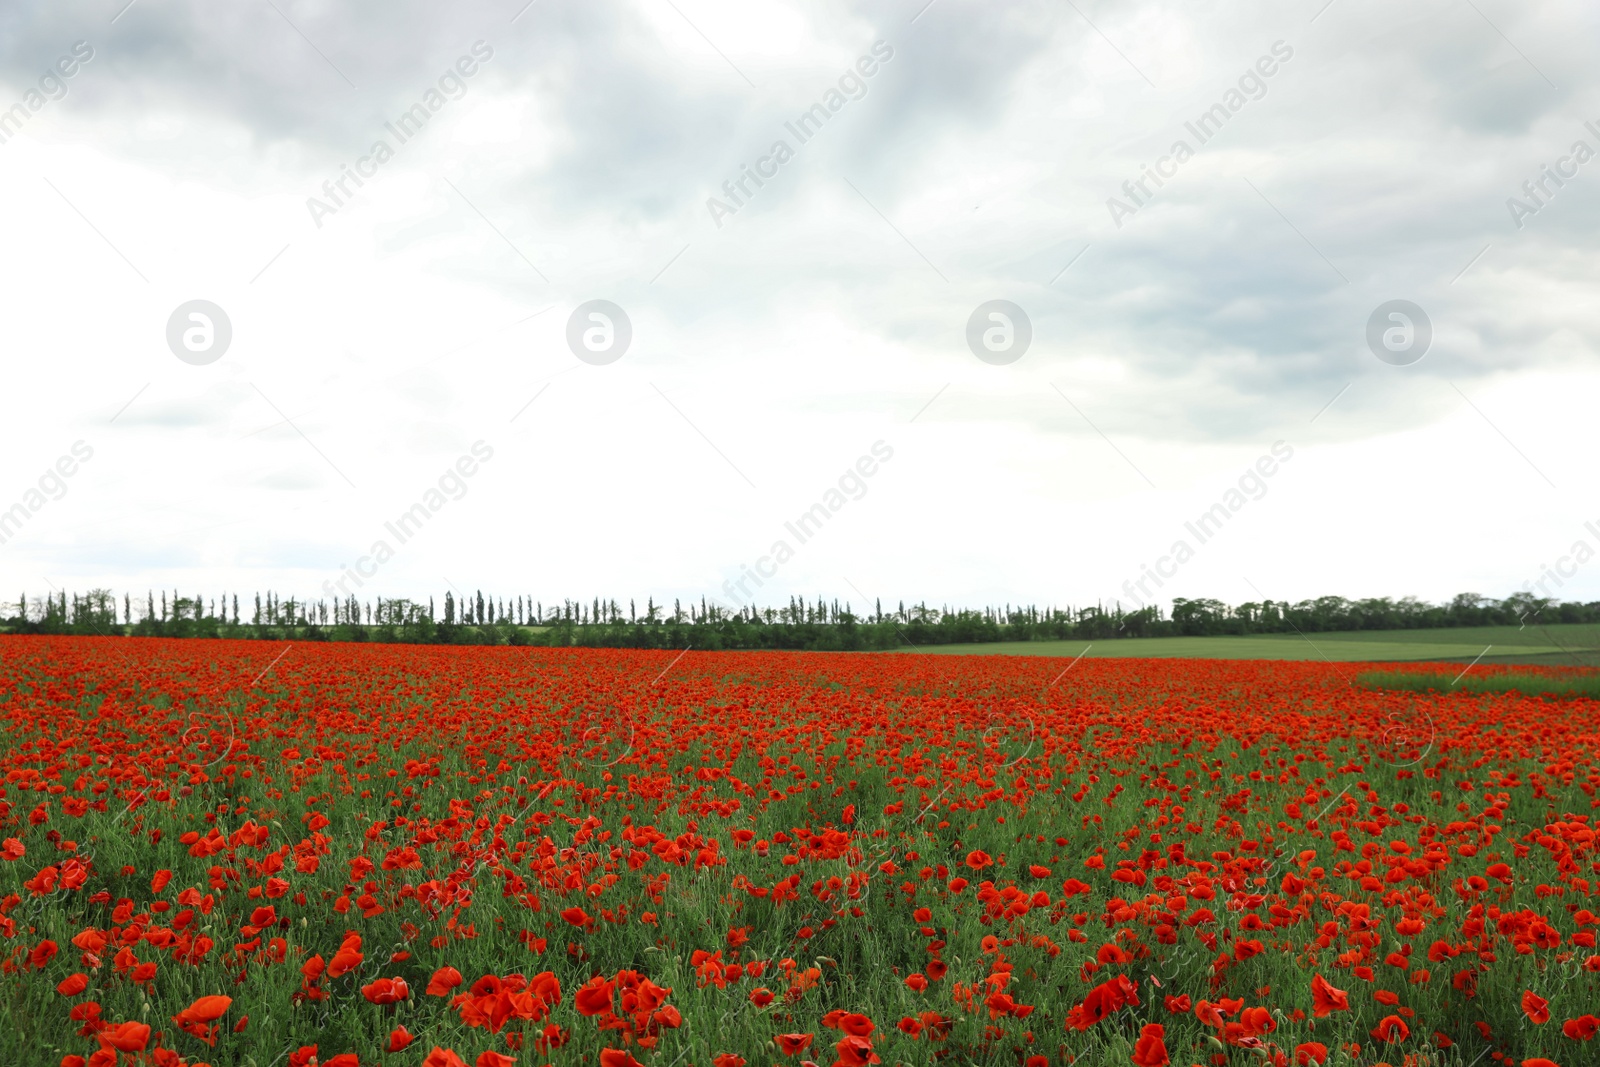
left=1372, top=1015, right=1410, bottom=1043
left=28, top=941, right=57, bottom=969
left=389, top=1027, right=414, bottom=1051
left=328, top=946, right=364, bottom=978
left=535, top=1024, right=570, bottom=1052
left=1295, top=1042, right=1329, bottom=1065
left=1066, top=975, right=1139, bottom=1030
left=422, top=1050, right=469, bottom=1067
left=428, top=966, right=463, bottom=996
left=1563, top=1015, right=1599, bottom=1041
left=97, top=1022, right=151, bottom=1053
left=574, top=975, right=615, bottom=1016
left=599, top=1050, right=645, bottom=1067
left=964, top=850, right=993, bottom=870
left=362, top=977, right=409, bottom=1005
left=1132, top=1023, right=1169, bottom=1067
left=1523, top=990, right=1551, bottom=1024
left=834, top=1034, right=880, bottom=1067
left=1311, top=974, right=1349, bottom=1017
left=985, top=992, right=1034, bottom=1020
left=1098, top=943, right=1131, bottom=965
left=56, top=974, right=88, bottom=996
left=528, top=970, right=561, bottom=1008
left=775, top=1033, right=815, bottom=1056
left=1240, top=1006, right=1275, bottom=1036
left=177, top=995, right=231, bottom=1023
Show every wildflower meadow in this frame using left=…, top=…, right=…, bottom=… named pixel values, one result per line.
left=0, top=635, right=1595, bottom=1067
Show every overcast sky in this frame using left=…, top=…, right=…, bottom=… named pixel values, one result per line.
left=1, top=0, right=1596, bottom=618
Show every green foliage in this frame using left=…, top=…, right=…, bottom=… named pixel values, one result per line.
left=3, top=589, right=1599, bottom=653
left=1358, top=668, right=1600, bottom=699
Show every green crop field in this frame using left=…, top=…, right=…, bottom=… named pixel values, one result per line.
left=888, top=622, right=1600, bottom=664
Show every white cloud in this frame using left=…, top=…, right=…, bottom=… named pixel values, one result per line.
left=1, top=0, right=1597, bottom=614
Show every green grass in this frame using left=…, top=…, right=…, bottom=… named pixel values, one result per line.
left=1357, top=666, right=1600, bottom=699
left=887, top=622, right=1600, bottom=663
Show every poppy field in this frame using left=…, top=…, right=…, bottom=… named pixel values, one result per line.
left=0, top=636, right=1596, bottom=1067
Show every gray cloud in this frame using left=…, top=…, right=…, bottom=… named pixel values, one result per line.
left=3, top=0, right=1596, bottom=599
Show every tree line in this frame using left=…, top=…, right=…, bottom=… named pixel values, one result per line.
left=0, top=589, right=1592, bottom=650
